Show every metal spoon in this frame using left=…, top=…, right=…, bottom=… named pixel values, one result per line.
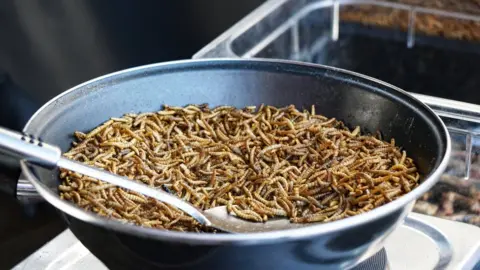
left=0, top=127, right=310, bottom=233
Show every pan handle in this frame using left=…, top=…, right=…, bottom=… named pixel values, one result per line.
left=0, top=153, right=43, bottom=218
left=17, top=174, right=43, bottom=203
left=0, top=126, right=57, bottom=203
left=0, top=157, right=42, bottom=219
left=0, top=150, right=43, bottom=203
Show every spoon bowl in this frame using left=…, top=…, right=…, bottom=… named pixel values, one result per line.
left=203, top=206, right=311, bottom=233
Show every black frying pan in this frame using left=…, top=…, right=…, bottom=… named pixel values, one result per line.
left=6, top=59, right=450, bottom=270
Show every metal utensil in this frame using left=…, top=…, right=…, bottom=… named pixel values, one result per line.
left=0, top=126, right=310, bottom=233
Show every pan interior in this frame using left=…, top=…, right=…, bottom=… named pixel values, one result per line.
left=24, top=60, right=447, bottom=215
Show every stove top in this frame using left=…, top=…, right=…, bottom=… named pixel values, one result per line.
left=12, top=213, right=480, bottom=270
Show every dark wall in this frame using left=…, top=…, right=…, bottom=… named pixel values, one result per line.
left=0, top=0, right=264, bottom=105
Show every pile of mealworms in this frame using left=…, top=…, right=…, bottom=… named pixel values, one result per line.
left=59, top=104, right=419, bottom=232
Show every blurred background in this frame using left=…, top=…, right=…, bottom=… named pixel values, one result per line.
left=0, top=1, right=263, bottom=268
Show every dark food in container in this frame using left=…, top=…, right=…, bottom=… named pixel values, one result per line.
left=340, top=1, right=480, bottom=42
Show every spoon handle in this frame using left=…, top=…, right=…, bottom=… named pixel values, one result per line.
left=0, top=127, right=211, bottom=225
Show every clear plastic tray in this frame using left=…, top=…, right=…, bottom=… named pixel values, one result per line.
left=194, top=0, right=480, bottom=226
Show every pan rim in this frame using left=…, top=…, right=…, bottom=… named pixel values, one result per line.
left=22, top=58, right=451, bottom=245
